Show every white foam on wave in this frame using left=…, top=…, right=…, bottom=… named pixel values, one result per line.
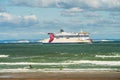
left=0, top=60, right=120, bottom=66
left=0, top=55, right=9, bottom=58
left=72, top=60, right=120, bottom=66
left=0, top=68, right=118, bottom=73
left=11, top=56, right=45, bottom=59
left=0, top=69, right=32, bottom=73
left=0, top=62, right=76, bottom=65
left=95, top=55, right=120, bottom=58
left=17, top=40, right=30, bottom=43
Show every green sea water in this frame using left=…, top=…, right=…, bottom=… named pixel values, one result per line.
left=0, top=42, right=120, bottom=71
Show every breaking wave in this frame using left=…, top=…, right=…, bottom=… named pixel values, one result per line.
left=0, top=60, right=120, bottom=66
left=0, top=55, right=9, bottom=58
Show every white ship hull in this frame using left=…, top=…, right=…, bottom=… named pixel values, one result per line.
left=41, top=38, right=92, bottom=44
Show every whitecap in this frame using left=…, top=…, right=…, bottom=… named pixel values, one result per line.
left=17, top=40, right=30, bottom=43
left=0, top=55, right=9, bottom=58
left=95, top=55, right=120, bottom=58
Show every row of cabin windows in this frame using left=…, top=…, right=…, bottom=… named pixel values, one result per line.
left=55, top=35, right=89, bottom=38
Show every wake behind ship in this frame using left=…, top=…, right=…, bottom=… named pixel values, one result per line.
left=41, top=29, right=92, bottom=44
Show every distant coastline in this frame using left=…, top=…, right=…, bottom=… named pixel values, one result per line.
left=0, top=39, right=120, bottom=44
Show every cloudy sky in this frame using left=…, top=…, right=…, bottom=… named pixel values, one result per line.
left=0, top=0, right=120, bottom=40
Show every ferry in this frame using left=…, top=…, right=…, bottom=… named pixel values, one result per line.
left=41, top=29, right=92, bottom=44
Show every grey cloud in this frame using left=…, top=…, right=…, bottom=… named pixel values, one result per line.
left=110, top=12, right=120, bottom=16
left=0, top=7, right=6, bottom=12
left=83, top=12, right=101, bottom=17
left=59, top=0, right=120, bottom=10
left=10, top=0, right=120, bottom=11
left=10, top=0, right=58, bottom=7
left=0, top=13, right=38, bottom=27
left=61, top=7, right=83, bottom=17
left=11, top=0, right=120, bottom=9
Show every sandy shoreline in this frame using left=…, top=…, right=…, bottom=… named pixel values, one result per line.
left=0, top=71, right=120, bottom=80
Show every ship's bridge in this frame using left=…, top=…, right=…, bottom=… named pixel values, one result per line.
left=55, top=31, right=89, bottom=38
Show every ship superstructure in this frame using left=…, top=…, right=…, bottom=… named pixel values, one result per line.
left=41, top=29, right=92, bottom=44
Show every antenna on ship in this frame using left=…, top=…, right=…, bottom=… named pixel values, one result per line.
left=80, top=29, right=83, bottom=33
left=60, top=29, right=64, bottom=33
left=80, top=23, right=84, bottom=33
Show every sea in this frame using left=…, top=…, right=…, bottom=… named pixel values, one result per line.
left=0, top=39, right=120, bottom=72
